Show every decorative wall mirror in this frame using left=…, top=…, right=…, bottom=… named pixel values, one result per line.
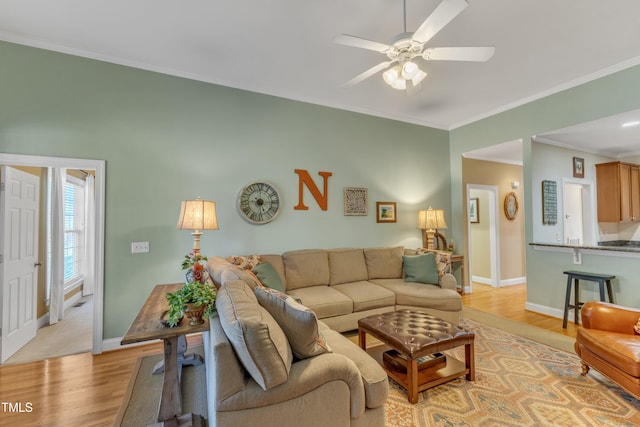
left=504, top=192, right=518, bottom=220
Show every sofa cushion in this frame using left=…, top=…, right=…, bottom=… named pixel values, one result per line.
left=283, top=249, right=330, bottom=290
left=252, top=262, right=286, bottom=292
left=216, top=280, right=293, bottom=390
left=371, top=278, right=462, bottom=312
left=332, top=281, right=396, bottom=312
left=207, top=256, right=241, bottom=287
left=287, top=286, right=353, bottom=319
left=364, top=246, right=404, bottom=279
left=577, top=328, right=640, bottom=377
left=221, top=268, right=263, bottom=289
left=255, top=286, right=332, bottom=359
left=328, top=248, right=368, bottom=285
left=403, top=253, right=439, bottom=285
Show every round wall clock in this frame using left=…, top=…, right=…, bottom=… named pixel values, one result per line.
left=237, top=181, right=281, bottom=224
left=504, top=192, right=519, bottom=221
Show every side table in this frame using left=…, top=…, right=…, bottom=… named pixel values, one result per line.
left=121, top=283, right=209, bottom=427
left=450, top=254, right=465, bottom=294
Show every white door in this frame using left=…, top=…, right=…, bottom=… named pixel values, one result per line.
left=563, top=183, right=584, bottom=245
left=0, top=166, right=40, bottom=363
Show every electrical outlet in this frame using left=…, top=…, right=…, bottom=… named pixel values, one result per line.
left=131, top=241, right=149, bottom=253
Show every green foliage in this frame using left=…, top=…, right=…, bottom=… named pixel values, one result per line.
left=166, top=281, right=217, bottom=327
left=181, top=253, right=208, bottom=270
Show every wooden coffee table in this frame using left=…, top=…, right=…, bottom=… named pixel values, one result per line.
left=358, top=310, right=475, bottom=404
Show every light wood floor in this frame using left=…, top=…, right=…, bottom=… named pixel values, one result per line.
left=463, top=283, right=579, bottom=338
left=0, top=284, right=576, bottom=426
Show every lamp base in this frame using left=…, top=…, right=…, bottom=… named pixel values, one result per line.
left=434, top=231, right=447, bottom=251
left=424, top=229, right=447, bottom=250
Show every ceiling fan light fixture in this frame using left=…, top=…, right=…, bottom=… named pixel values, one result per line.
left=383, top=67, right=400, bottom=86
left=391, top=78, right=407, bottom=90
left=412, top=69, right=428, bottom=86
left=401, top=61, right=419, bottom=79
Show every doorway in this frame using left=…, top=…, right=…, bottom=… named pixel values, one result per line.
left=562, top=178, right=597, bottom=246
left=466, top=185, right=500, bottom=291
left=0, top=153, right=105, bottom=361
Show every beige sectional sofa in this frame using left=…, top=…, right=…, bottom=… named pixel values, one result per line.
left=207, top=246, right=462, bottom=329
left=203, top=246, right=463, bottom=426
left=204, top=280, right=388, bottom=427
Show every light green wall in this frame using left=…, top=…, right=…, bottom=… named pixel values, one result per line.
left=0, top=41, right=451, bottom=339
left=451, top=65, right=640, bottom=311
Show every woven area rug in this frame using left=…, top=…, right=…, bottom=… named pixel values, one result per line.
left=384, top=318, right=640, bottom=427
left=117, top=318, right=639, bottom=427
left=114, top=347, right=207, bottom=427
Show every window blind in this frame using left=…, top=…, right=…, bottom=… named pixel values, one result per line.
left=64, top=177, right=85, bottom=283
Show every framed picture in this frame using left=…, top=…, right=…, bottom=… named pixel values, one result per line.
left=343, top=187, right=368, bottom=216
left=469, top=198, right=479, bottom=223
left=573, top=157, right=585, bottom=178
left=504, top=192, right=519, bottom=221
left=542, top=180, right=558, bottom=225
left=376, top=202, right=397, bottom=223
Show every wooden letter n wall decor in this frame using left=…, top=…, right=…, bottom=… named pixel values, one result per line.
left=294, top=169, right=333, bottom=211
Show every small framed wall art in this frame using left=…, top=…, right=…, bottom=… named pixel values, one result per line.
left=344, top=187, right=368, bottom=216
left=504, top=192, right=519, bottom=221
left=573, top=157, right=585, bottom=178
left=469, top=198, right=479, bottom=223
left=376, top=202, right=397, bottom=223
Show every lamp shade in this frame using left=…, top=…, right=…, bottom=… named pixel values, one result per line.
left=176, top=199, right=218, bottom=231
left=418, top=208, right=448, bottom=230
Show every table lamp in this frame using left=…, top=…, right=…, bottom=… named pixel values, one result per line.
left=418, top=207, right=448, bottom=250
left=176, top=198, right=218, bottom=255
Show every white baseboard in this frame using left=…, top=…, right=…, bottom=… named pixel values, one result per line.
left=101, top=337, right=161, bottom=352
left=472, top=275, right=493, bottom=286
left=525, top=301, right=579, bottom=325
left=500, top=276, right=526, bottom=287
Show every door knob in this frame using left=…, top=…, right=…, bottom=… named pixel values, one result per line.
left=34, top=262, right=42, bottom=267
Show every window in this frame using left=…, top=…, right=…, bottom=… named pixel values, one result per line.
left=63, top=176, right=85, bottom=285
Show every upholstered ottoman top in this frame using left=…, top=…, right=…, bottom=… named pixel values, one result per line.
left=358, top=310, right=474, bottom=359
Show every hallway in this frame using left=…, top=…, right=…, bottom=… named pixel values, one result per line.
left=3, top=295, right=93, bottom=365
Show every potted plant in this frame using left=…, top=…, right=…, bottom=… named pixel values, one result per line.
left=166, top=252, right=216, bottom=327
left=166, top=280, right=217, bottom=327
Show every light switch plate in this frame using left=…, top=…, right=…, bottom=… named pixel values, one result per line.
left=131, top=241, right=149, bottom=253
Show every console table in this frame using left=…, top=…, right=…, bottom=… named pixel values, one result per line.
left=121, top=283, right=209, bottom=427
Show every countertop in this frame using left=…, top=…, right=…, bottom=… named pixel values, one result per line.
left=530, top=241, right=640, bottom=254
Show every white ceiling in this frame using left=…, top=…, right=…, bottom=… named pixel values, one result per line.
left=2, top=0, right=640, bottom=152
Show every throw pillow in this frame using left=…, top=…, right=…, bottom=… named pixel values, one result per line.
left=227, top=254, right=262, bottom=270
left=403, top=253, right=440, bottom=285
left=634, top=316, right=640, bottom=335
left=216, top=281, right=293, bottom=390
left=255, top=286, right=332, bottom=359
left=252, top=262, right=286, bottom=292
left=417, top=248, right=451, bottom=277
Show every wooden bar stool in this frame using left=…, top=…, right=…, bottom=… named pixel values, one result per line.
left=563, top=270, right=615, bottom=328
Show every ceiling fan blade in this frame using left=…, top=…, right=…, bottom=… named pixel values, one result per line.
left=341, top=61, right=393, bottom=87
left=334, top=34, right=392, bottom=53
left=424, top=46, right=495, bottom=62
left=412, top=0, right=468, bottom=44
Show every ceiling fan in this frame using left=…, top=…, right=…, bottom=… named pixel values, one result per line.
left=334, top=0, right=495, bottom=91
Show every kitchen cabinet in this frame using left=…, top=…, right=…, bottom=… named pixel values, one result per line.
left=596, top=161, right=640, bottom=222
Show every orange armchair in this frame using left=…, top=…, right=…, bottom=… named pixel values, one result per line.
left=575, top=301, right=640, bottom=398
